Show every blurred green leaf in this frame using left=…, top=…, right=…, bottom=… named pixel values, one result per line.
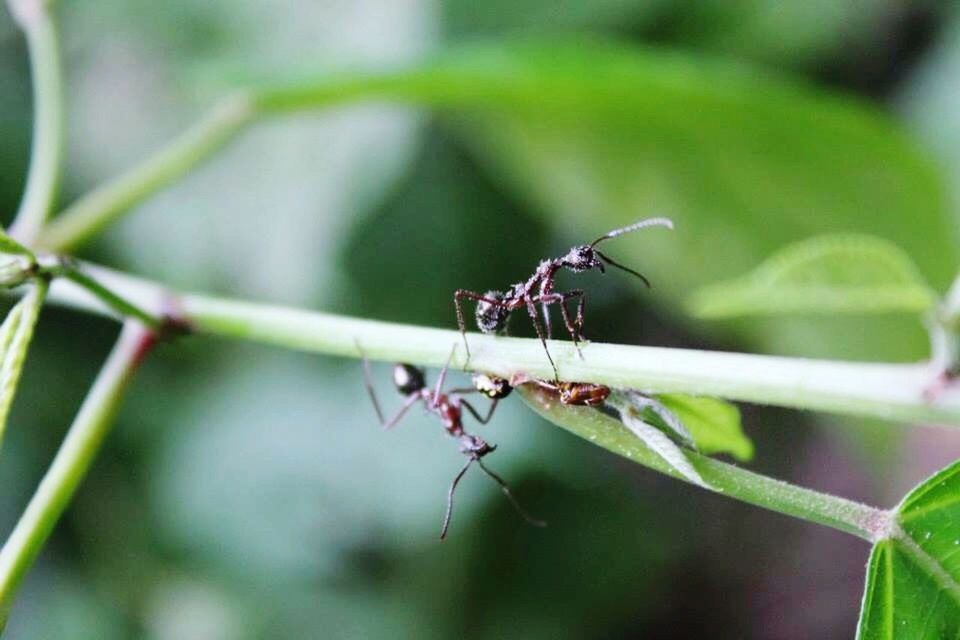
left=687, top=234, right=936, bottom=319
left=0, top=281, right=45, bottom=447
left=857, top=459, right=960, bottom=639
left=667, top=0, right=900, bottom=67
left=0, top=229, right=33, bottom=259
left=656, top=394, right=753, bottom=461
left=435, top=38, right=955, bottom=361
left=443, top=0, right=664, bottom=36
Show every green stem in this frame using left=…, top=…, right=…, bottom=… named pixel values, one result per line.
left=37, top=93, right=255, bottom=252
left=7, top=0, right=64, bottom=244
left=41, top=262, right=960, bottom=426
left=0, top=321, right=152, bottom=622
left=42, top=261, right=162, bottom=329
left=518, top=384, right=889, bottom=541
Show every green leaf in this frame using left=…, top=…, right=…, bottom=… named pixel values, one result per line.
left=253, top=39, right=954, bottom=360
left=687, top=234, right=937, bottom=319
left=407, top=38, right=954, bottom=361
left=0, top=280, right=47, bottom=447
left=606, top=394, right=711, bottom=488
left=655, top=394, right=753, bottom=461
left=857, top=459, right=960, bottom=639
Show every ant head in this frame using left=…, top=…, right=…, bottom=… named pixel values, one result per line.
left=475, top=290, right=510, bottom=334
left=392, top=364, right=426, bottom=396
left=568, top=217, right=674, bottom=286
left=561, top=245, right=604, bottom=273
left=472, top=373, right=513, bottom=399
left=459, top=434, right=496, bottom=458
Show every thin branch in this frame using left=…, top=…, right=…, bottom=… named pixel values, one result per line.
left=37, top=93, right=255, bottom=252
left=40, top=261, right=960, bottom=427
left=40, top=260, right=162, bottom=329
left=0, top=321, right=153, bottom=622
left=7, top=0, right=64, bottom=243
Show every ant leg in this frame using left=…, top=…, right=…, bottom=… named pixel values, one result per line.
left=553, top=289, right=587, bottom=342
left=431, top=344, right=458, bottom=408
left=542, top=301, right=553, bottom=340
left=476, top=458, right=546, bottom=528
left=460, top=398, right=498, bottom=425
left=573, top=290, right=587, bottom=341
left=535, top=292, right=583, bottom=359
left=524, top=297, right=559, bottom=381
left=453, top=290, right=473, bottom=363
left=360, top=357, right=420, bottom=430
left=559, top=289, right=586, bottom=358
left=440, top=458, right=474, bottom=540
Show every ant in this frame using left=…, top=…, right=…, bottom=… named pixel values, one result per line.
left=510, top=373, right=611, bottom=407
left=359, top=347, right=542, bottom=539
left=515, top=373, right=697, bottom=449
left=454, top=217, right=673, bottom=379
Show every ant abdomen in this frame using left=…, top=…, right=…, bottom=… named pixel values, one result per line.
left=475, top=290, right=509, bottom=334
left=393, top=364, right=426, bottom=396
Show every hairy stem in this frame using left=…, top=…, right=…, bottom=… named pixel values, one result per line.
left=0, top=321, right=153, bottom=622
left=7, top=0, right=64, bottom=243
left=518, top=385, right=889, bottom=541
left=42, top=263, right=960, bottom=427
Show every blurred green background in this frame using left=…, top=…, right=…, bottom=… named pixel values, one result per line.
left=2, top=1, right=960, bottom=637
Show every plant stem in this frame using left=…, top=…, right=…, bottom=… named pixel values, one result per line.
left=7, top=0, right=64, bottom=244
left=41, top=261, right=162, bottom=329
left=40, top=264, right=960, bottom=426
left=0, top=321, right=153, bottom=622
left=37, top=93, right=255, bottom=252
left=518, top=384, right=890, bottom=542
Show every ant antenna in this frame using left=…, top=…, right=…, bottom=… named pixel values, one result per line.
left=595, top=250, right=651, bottom=288
left=441, top=458, right=474, bottom=540
left=476, top=458, right=547, bottom=529
left=589, top=217, right=674, bottom=247
left=440, top=457, right=547, bottom=539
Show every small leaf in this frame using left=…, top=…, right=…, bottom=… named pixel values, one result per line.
left=688, top=234, right=936, bottom=319
left=856, top=459, right=960, bottom=639
left=655, top=394, right=754, bottom=461
left=0, top=280, right=47, bottom=446
left=617, top=390, right=697, bottom=449
left=605, top=394, right=711, bottom=489
left=619, top=411, right=711, bottom=489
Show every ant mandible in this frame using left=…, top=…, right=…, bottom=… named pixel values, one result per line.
left=454, top=217, right=674, bottom=379
left=359, top=347, right=542, bottom=539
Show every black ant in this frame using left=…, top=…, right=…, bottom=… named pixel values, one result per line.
left=454, top=217, right=673, bottom=379
left=359, top=347, right=542, bottom=539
